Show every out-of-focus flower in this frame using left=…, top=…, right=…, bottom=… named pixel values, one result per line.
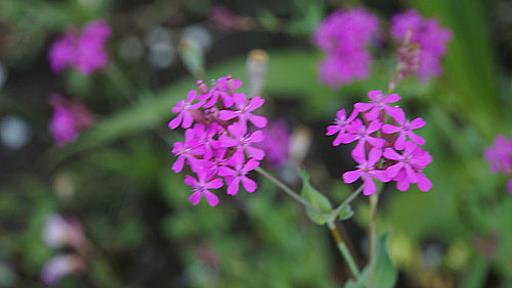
left=49, top=94, right=94, bottom=146
left=41, top=255, right=85, bottom=286
left=246, top=49, right=268, bottom=96
left=390, top=30, right=421, bottom=90
left=313, top=8, right=379, bottom=88
left=0, top=116, right=31, bottom=150
left=256, top=120, right=290, bottom=168
left=49, top=20, right=111, bottom=75
left=391, top=9, right=452, bottom=82
left=326, top=90, right=432, bottom=194
left=485, top=135, right=512, bottom=193
left=42, top=214, right=86, bottom=250
left=209, top=6, right=254, bottom=31
left=168, top=75, right=267, bottom=206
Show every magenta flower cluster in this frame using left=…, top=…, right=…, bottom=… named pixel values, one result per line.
left=313, top=8, right=379, bottom=89
left=49, top=94, right=94, bottom=146
left=485, top=136, right=512, bottom=192
left=391, top=9, right=452, bottom=82
left=49, top=20, right=111, bottom=75
left=327, top=90, right=432, bottom=195
left=168, top=75, right=267, bottom=207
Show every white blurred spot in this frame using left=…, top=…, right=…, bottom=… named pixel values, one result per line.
left=146, top=26, right=172, bottom=48
left=146, top=26, right=176, bottom=69
left=149, top=43, right=176, bottom=69
left=0, top=116, right=31, bottom=150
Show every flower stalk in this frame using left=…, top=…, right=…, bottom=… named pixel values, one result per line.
left=255, top=166, right=361, bottom=279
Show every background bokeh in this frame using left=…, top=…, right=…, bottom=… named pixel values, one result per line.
left=1, top=0, right=512, bottom=287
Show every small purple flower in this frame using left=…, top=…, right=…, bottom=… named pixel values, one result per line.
left=41, top=255, right=85, bottom=286
left=342, top=148, right=389, bottom=196
left=485, top=135, right=512, bottom=174
left=382, top=109, right=426, bottom=150
left=185, top=173, right=224, bottom=207
left=347, top=119, right=385, bottom=152
left=219, top=93, right=267, bottom=128
left=326, top=108, right=358, bottom=146
left=391, top=9, right=452, bottom=81
left=219, top=156, right=260, bottom=195
left=354, top=90, right=402, bottom=120
left=220, top=122, right=265, bottom=162
left=49, top=20, right=111, bottom=75
left=484, top=135, right=512, bottom=194
left=49, top=94, right=94, bottom=146
left=314, top=8, right=379, bottom=88
left=383, top=142, right=432, bottom=192
left=168, top=90, right=204, bottom=129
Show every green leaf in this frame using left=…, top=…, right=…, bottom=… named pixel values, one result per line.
left=299, top=170, right=332, bottom=225
left=338, top=205, right=354, bottom=221
left=368, top=235, right=398, bottom=288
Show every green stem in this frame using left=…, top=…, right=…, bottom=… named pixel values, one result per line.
left=327, top=220, right=360, bottom=278
left=255, top=167, right=318, bottom=212
left=369, top=191, right=380, bottom=271
left=330, top=185, right=364, bottom=219
left=255, top=167, right=361, bottom=279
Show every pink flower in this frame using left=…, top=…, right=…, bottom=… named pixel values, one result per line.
left=185, top=174, right=223, bottom=207
left=354, top=90, right=402, bottom=120
left=49, top=94, right=94, bottom=146
left=327, top=90, right=431, bottom=194
left=168, top=90, right=204, bottom=129
left=484, top=135, right=512, bottom=194
left=168, top=75, right=266, bottom=206
left=171, top=129, right=202, bottom=173
left=314, top=8, right=379, bottom=88
left=347, top=119, right=385, bottom=151
left=383, top=142, right=432, bottom=192
left=219, top=93, right=267, bottom=128
left=49, top=20, right=111, bottom=75
left=203, top=76, right=240, bottom=108
left=485, top=136, right=512, bottom=174
left=382, top=109, right=426, bottom=150
left=342, top=148, right=389, bottom=195
left=49, top=32, right=78, bottom=73
left=219, top=156, right=260, bottom=195
left=41, top=255, right=85, bottom=285
left=326, top=109, right=358, bottom=146
left=391, top=10, right=452, bottom=81
left=219, top=122, right=265, bottom=162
